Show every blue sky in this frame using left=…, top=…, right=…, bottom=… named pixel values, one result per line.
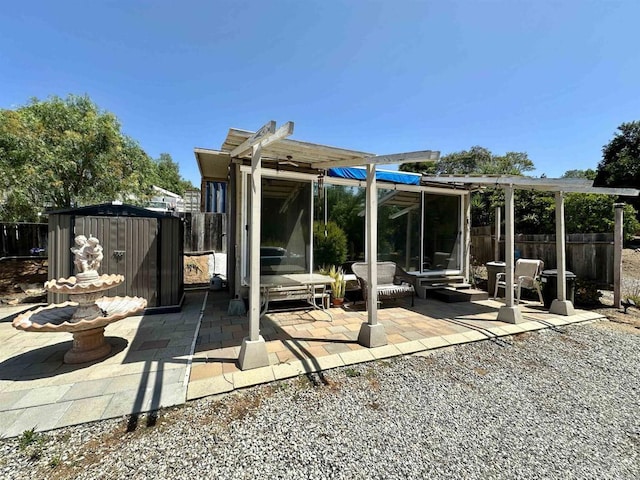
left=2, top=1, right=639, bottom=187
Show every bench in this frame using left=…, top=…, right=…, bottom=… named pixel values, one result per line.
left=351, top=262, right=416, bottom=308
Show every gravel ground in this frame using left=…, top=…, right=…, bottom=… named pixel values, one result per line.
left=1, top=321, right=639, bottom=480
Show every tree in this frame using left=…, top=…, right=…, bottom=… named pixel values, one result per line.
left=594, top=121, right=640, bottom=214
left=153, top=153, right=195, bottom=196
left=400, top=146, right=535, bottom=176
left=594, top=121, right=640, bottom=187
left=313, top=220, right=347, bottom=268
left=564, top=194, right=639, bottom=241
left=0, top=95, right=155, bottom=221
left=562, top=168, right=596, bottom=180
left=401, top=146, right=536, bottom=227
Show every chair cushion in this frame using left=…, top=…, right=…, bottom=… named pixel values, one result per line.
left=377, top=283, right=414, bottom=298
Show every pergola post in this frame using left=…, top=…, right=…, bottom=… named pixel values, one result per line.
left=550, top=191, right=575, bottom=315
left=497, top=185, right=523, bottom=323
left=463, top=192, right=471, bottom=284
left=613, top=203, right=624, bottom=308
left=236, top=121, right=294, bottom=370
left=358, top=164, right=387, bottom=347
left=238, top=144, right=269, bottom=370
left=494, top=206, right=501, bottom=261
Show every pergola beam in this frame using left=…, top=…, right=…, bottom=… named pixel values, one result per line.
left=315, top=149, right=440, bottom=169
left=230, top=121, right=295, bottom=158
left=230, top=121, right=275, bottom=158
left=422, top=175, right=640, bottom=197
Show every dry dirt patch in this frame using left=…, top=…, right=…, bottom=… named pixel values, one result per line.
left=592, top=247, right=640, bottom=331
left=0, top=258, right=48, bottom=304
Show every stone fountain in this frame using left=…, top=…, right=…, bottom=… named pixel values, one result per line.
left=12, top=235, right=147, bottom=364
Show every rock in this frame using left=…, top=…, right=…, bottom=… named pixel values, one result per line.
left=17, top=283, right=45, bottom=295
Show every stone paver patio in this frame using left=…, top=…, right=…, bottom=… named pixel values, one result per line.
left=0, top=291, right=603, bottom=438
left=187, top=294, right=603, bottom=400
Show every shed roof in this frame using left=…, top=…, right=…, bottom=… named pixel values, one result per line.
left=47, top=202, right=180, bottom=218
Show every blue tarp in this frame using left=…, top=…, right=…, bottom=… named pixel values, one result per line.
left=327, top=167, right=420, bottom=185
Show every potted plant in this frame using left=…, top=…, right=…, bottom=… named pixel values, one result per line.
left=328, top=265, right=346, bottom=306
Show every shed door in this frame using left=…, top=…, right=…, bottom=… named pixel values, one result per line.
left=75, top=216, right=158, bottom=307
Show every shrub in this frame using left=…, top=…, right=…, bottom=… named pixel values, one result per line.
left=574, top=278, right=603, bottom=306
left=313, top=221, right=347, bottom=269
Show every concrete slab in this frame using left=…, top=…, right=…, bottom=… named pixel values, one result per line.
left=187, top=375, right=234, bottom=401
left=233, top=366, right=275, bottom=390
left=420, top=336, right=450, bottom=350
left=339, top=349, right=375, bottom=366
left=369, top=344, right=402, bottom=360
left=12, top=384, right=73, bottom=409
left=271, top=360, right=307, bottom=380
left=4, top=401, right=72, bottom=437
left=54, top=395, right=113, bottom=429
left=395, top=340, right=427, bottom=355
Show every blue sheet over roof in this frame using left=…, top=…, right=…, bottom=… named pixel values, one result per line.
left=327, top=167, right=420, bottom=185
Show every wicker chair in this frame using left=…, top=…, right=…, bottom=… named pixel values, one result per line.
left=351, top=262, right=415, bottom=308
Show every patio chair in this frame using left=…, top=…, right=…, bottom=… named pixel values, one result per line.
left=494, top=259, right=544, bottom=304
left=352, top=261, right=415, bottom=308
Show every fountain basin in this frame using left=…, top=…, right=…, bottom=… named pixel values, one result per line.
left=45, top=274, right=125, bottom=295
left=13, top=296, right=147, bottom=364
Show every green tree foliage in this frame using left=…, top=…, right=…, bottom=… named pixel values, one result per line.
left=0, top=95, right=155, bottom=221
left=562, top=168, right=597, bottom=180
left=564, top=194, right=639, bottom=241
left=594, top=121, right=640, bottom=215
left=323, top=185, right=366, bottom=259
left=514, top=190, right=555, bottom=234
left=594, top=121, right=640, bottom=187
left=402, top=146, right=535, bottom=228
left=313, top=220, right=347, bottom=269
left=152, top=153, right=195, bottom=195
left=400, top=146, right=535, bottom=176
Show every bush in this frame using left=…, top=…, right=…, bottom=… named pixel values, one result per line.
left=313, top=221, right=347, bottom=269
left=574, top=278, right=603, bottom=306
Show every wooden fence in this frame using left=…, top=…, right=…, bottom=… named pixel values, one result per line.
left=183, top=212, right=227, bottom=253
left=0, top=223, right=48, bottom=257
left=471, top=226, right=614, bottom=285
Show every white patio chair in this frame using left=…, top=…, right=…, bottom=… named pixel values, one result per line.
left=494, top=259, right=544, bottom=304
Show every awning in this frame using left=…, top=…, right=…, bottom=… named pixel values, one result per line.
left=328, top=167, right=420, bottom=185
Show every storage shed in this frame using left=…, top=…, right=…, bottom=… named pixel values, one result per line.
left=48, top=203, right=184, bottom=312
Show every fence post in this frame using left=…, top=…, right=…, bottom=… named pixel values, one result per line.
left=613, top=203, right=624, bottom=308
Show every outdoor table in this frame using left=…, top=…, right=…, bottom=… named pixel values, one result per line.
left=259, top=273, right=333, bottom=320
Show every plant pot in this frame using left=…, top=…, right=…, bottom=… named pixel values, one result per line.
left=331, top=297, right=344, bottom=307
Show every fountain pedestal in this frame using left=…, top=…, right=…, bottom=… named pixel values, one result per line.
left=66, top=327, right=111, bottom=364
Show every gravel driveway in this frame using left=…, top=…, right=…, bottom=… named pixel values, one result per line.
left=2, top=320, right=638, bottom=479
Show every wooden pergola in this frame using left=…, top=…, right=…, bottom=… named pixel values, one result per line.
left=196, top=120, right=440, bottom=369
left=422, top=175, right=640, bottom=323
left=195, top=121, right=639, bottom=371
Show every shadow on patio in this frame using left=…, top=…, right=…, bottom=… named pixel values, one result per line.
left=0, top=291, right=206, bottom=438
